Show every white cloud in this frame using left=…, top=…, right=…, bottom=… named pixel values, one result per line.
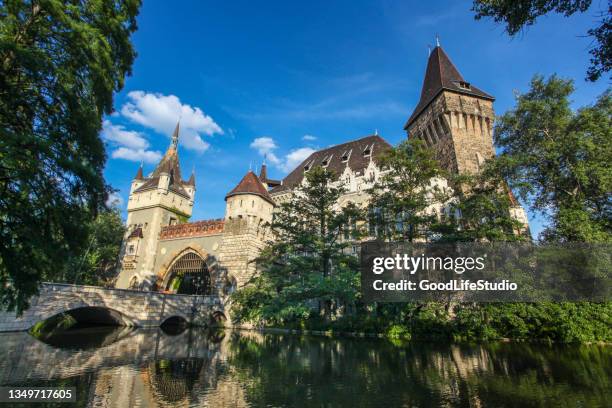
left=111, top=147, right=162, bottom=164
left=120, top=90, right=221, bottom=152
left=106, top=191, right=124, bottom=208
left=302, top=134, right=317, bottom=141
left=250, top=137, right=315, bottom=173
left=250, top=137, right=281, bottom=166
left=102, top=120, right=162, bottom=164
left=102, top=120, right=149, bottom=150
left=283, top=147, right=316, bottom=172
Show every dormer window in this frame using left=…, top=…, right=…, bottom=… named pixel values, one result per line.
left=304, top=159, right=314, bottom=172
left=341, top=149, right=351, bottom=162
left=362, top=144, right=372, bottom=157
left=321, top=154, right=332, bottom=167
left=458, top=81, right=471, bottom=90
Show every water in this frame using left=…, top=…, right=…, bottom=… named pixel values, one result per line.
left=0, top=326, right=609, bottom=407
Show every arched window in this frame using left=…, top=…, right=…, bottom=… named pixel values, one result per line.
left=129, top=276, right=139, bottom=290
left=165, top=252, right=211, bottom=295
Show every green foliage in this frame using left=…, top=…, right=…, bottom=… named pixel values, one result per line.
left=386, top=324, right=411, bottom=340
left=369, top=138, right=447, bottom=243
left=60, top=206, right=125, bottom=287
left=0, top=0, right=141, bottom=313
left=454, top=302, right=612, bottom=342
left=231, top=166, right=364, bottom=324
left=472, top=0, right=610, bottom=81
left=437, top=161, right=529, bottom=242
left=494, top=75, right=611, bottom=242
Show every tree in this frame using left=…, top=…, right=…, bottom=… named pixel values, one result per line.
left=61, top=206, right=125, bottom=287
left=0, top=0, right=141, bottom=312
left=472, top=0, right=611, bottom=81
left=494, top=75, right=611, bottom=242
left=437, top=162, right=529, bottom=242
left=368, top=139, right=448, bottom=243
left=231, top=167, right=364, bottom=324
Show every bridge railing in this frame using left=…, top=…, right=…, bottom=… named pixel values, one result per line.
left=41, top=282, right=222, bottom=303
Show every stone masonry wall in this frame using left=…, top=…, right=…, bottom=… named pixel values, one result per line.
left=407, top=91, right=495, bottom=175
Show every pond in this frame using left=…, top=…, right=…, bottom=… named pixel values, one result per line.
left=0, top=326, right=609, bottom=407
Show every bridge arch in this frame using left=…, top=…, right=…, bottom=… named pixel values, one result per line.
left=157, top=247, right=216, bottom=295
left=31, top=305, right=135, bottom=331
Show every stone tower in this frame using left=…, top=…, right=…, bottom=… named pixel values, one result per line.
left=115, top=122, right=196, bottom=289
left=404, top=45, right=495, bottom=175
left=218, top=170, right=275, bottom=290
left=405, top=46, right=530, bottom=234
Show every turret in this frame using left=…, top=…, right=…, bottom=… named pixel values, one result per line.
left=225, top=170, right=274, bottom=223
left=130, top=163, right=146, bottom=193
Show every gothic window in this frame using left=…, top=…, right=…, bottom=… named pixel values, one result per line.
left=165, top=252, right=211, bottom=295
left=127, top=244, right=136, bottom=255
left=129, top=276, right=139, bottom=290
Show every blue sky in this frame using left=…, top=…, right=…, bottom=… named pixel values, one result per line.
left=102, top=0, right=609, bottom=238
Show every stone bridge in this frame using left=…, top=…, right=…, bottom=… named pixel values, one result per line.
left=0, top=283, right=225, bottom=332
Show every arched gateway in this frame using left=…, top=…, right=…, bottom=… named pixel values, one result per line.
left=157, top=249, right=214, bottom=295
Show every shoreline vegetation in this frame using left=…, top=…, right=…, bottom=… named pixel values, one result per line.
left=228, top=326, right=612, bottom=347
left=229, top=301, right=612, bottom=344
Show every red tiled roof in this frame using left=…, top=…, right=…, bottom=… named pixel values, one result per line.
left=405, top=46, right=494, bottom=129
left=159, top=219, right=225, bottom=240
left=226, top=171, right=275, bottom=204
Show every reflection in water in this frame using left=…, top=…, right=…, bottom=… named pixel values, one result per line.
left=0, top=327, right=609, bottom=407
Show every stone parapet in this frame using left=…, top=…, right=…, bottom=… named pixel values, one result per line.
left=159, top=219, right=225, bottom=240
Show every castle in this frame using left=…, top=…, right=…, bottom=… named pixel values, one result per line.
left=114, top=45, right=529, bottom=295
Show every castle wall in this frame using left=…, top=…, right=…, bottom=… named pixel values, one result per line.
left=218, top=217, right=270, bottom=290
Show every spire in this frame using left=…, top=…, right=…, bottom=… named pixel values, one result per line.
left=186, top=167, right=196, bottom=186
left=259, top=162, right=268, bottom=182
left=171, top=120, right=180, bottom=150
left=404, top=46, right=494, bottom=129
left=134, top=163, right=144, bottom=180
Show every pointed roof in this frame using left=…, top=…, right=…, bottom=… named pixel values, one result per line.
left=132, top=122, right=190, bottom=198
left=404, top=46, right=494, bottom=129
left=186, top=170, right=195, bottom=186
left=226, top=170, right=275, bottom=205
left=134, top=164, right=144, bottom=180
left=171, top=121, right=180, bottom=150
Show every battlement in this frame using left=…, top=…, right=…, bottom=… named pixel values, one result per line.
left=159, top=219, right=225, bottom=240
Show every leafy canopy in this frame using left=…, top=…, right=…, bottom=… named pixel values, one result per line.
left=0, top=0, right=141, bottom=312
left=494, top=75, right=611, bottom=242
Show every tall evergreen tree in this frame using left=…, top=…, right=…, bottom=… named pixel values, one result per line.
left=494, top=75, right=611, bottom=242
left=368, top=139, right=448, bottom=243
left=0, top=0, right=141, bottom=312
left=231, top=166, right=364, bottom=324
